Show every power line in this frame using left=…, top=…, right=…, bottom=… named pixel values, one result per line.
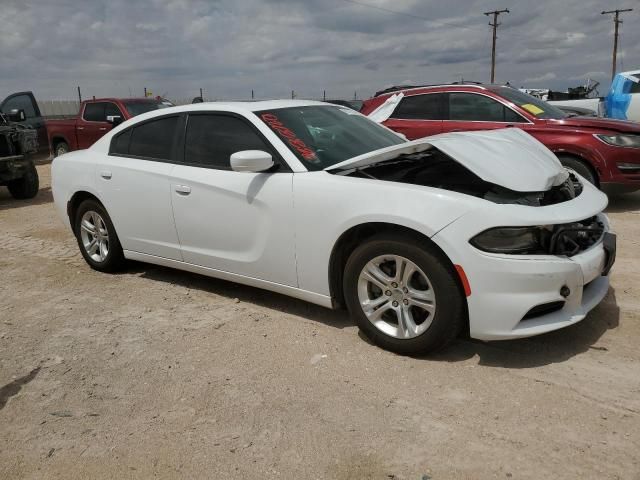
left=483, top=9, right=509, bottom=83
left=601, top=8, right=633, bottom=81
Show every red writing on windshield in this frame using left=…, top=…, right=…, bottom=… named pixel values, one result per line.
left=260, top=113, right=317, bottom=161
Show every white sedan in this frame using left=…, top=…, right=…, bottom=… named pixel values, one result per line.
left=52, top=100, right=616, bottom=354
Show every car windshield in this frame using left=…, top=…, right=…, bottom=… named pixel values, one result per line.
left=490, top=86, right=568, bottom=120
left=123, top=100, right=174, bottom=117
left=256, top=106, right=405, bottom=170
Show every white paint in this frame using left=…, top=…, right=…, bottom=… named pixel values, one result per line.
left=52, top=100, right=612, bottom=343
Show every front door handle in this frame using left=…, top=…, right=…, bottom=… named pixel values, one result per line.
left=174, top=185, right=191, bottom=195
left=100, top=170, right=112, bottom=180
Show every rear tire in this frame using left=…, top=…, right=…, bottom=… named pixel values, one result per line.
left=7, top=162, right=39, bottom=199
left=343, top=233, right=465, bottom=355
left=557, top=155, right=596, bottom=185
left=54, top=141, right=69, bottom=157
left=74, top=199, right=125, bottom=273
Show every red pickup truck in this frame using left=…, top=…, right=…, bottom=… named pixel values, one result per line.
left=47, top=97, right=173, bottom=157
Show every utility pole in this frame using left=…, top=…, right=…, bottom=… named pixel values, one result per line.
left=483, top=8, right=509, bottom=83
left=601, top=8, right=633, bottom=81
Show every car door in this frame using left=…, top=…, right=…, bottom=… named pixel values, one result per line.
left=382, top=93, right=445, bottom=140
left=79, top=102, right=119, bottom=148
left=444, top=92, right=529, bottom=133
left=94, top=114, right=183, bottom=260
left=170, top=112, right=297, bottom=286
left=1, top=91, right=49, bottom=155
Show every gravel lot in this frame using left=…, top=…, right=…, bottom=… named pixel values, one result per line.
left=1, top=163, right=639, bottom=479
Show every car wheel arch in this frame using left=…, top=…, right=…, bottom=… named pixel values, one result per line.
left=328, top=222, right=467, bottom=308
left=52, top=136, right=70, bottom=151
left=67, top=191, right=105, bottom=234
left=554, top=152, right=600, bottom=186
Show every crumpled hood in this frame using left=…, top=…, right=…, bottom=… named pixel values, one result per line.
left=326, top=128, right=568, bottom=192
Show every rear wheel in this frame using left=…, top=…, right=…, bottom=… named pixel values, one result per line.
left=7, top=162, right=39, bottom=199
left=343, top=234, right=465, bottom=355
left=74, top=199, right=125, bottom=272
left=54, top=141, right=69, bottom=157
left=557, top=155, right=596, bottom=185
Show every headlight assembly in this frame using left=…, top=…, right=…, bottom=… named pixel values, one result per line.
left=594, top=134, right=640, bottom=148
left=470, top=227, right=543, bottom=254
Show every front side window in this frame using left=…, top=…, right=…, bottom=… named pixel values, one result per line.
left=184, top=114, right=271, bottom=169
left=257, top=106, right=405, bottom=170
left=128, top=116, right=178, bottom=160
left=105, top=102, right=123, bottom=119
left=489, top=86, right=567, bottom=120
left=83, top=103, right=107, bottom=122
left=2, top=94, right=38, bottom=118
left=448, top=93, right=525, bottom=122
left=391, top=93, right=445, bottom=120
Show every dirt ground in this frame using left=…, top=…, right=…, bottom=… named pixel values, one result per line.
left=0, top=163, right=639, bottom=480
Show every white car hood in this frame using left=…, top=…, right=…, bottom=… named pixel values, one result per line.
left=326, top=128, right=569, bottom=192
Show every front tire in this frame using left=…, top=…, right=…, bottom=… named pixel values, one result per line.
left=557, top=155, right=597, bottom=185
left=343, top=234, right=465, bottom=355
left=8, top=162, right=39, bottom=199
left=74, top=199, right=125, bottom=272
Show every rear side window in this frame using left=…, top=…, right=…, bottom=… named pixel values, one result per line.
left=128, top=116, right=178, bottom=160
left=184, top=114, right=271, bottom=169
left=448, top=93, right=526, bottom=122
left=110, top=129, right=132, bottom=155
left=391, top=93, right=445, bottom=120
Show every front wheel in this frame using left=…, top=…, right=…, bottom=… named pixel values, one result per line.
left=74, top=199, right=125, bottom=272
left=343, top=234, right=465, bottom=355
left=557, top=155, right=597, bottom=185
left=8, top=162, right=39, bottom=199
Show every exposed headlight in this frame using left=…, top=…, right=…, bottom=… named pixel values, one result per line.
left=470, top=227, right=542, bottom=254
left=594, top=134, right=640, bottom=148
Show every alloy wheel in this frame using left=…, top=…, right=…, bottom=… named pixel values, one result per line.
left=357, top=254, right=436, bottom=339
left=80, top=210, right=110, bottom=262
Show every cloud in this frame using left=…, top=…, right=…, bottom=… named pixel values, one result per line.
left=0, top=0, right=638, bottom=100
left=524, top=72, right=557, bottom=84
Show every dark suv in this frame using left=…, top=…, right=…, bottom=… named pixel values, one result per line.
left=0, top=92, right=43, bottom=199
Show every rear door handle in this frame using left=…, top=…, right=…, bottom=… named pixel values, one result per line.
left=77, top=127, right=84, bottom=131
left=174, top=185, right=191, bottom=195
left=100, top=170, right=112, bottom=180
left=99, top=127, right=107, bottom=131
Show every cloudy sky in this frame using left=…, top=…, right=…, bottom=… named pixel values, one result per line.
left=2, top=0, right=638, bottom=101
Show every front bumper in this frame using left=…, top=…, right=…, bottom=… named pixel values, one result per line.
left=432, top=183, right=614, bottom=341
left=464, top=233, right=612, bottom=341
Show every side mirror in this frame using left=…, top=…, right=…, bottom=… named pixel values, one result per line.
left=106, top=115, right=123, bottom=126
left=7, top=109, right=26, bottom=122
left=230, top=150, right=274, bottom=173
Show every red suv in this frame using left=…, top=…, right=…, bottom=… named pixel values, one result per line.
left=361, top=84, right=640, bottom=193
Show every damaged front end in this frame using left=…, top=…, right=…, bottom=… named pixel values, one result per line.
left=335, top=147, right=583, bottom=207
left=470, top=215, right=606, bottom=257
